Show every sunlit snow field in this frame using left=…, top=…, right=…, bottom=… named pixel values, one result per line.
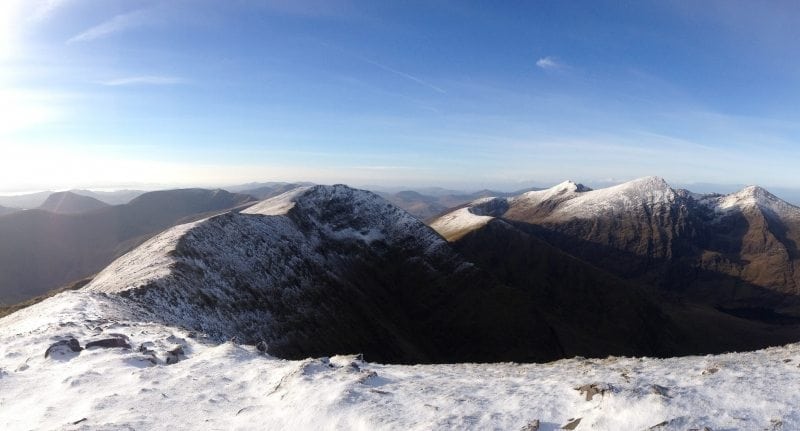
left=0, top=291, right=797, bottom=431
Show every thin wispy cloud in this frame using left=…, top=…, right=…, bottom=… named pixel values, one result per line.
left=360, top=57, right=446, bottom=94
left=101, top=76, right=184, bottom=86
left=67, top=8, right=152, bottom=44
left=536, top=56, right=564, bottom=70
left=319, top=42, right=446, bottom=94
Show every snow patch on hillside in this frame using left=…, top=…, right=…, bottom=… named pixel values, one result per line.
left=429, top=207, right=494, bottom=241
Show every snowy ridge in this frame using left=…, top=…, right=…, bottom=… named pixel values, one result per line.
left=242, top=185, right=313, bottom=215
left=512, top=180, right=588, bottom=208
left=703, top=185, right=800, bottom=219
left=86, top=185, right=459, bottom=346
left=432, top=176, right=679, bottom=235
left=1, top=290, right=799, bottom=430
left=429, top=196, right=510, bottom=241
left=549, top=176, right=676, bottom=220
left=429, top=207, right=495, bottom=241
left=88, top=220, right=204, bottom=294
left=431, top=177, right=679, bottom=239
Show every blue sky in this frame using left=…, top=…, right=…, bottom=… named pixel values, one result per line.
left=2, top=0, right=800, bottom=193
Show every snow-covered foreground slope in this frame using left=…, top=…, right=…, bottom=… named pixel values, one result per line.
left=0, top=290, right=798, bottom=431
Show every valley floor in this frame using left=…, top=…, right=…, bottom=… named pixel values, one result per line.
left=0, top=291, right=798, bottom=431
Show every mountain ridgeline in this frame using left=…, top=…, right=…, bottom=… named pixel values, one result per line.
left=84, top=185, right=682, bottom=363
left=432, top=177, right=800, bottom=351
left=4, top=179, right=800, bottom=364
left=38, top=191, right=110, bottom=214
left=0, top=189, right=255, bottom=305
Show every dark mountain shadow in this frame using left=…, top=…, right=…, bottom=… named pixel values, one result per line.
left=454, top=219, right=681, bottom=358
left=497, top=219, right=800, bottom=354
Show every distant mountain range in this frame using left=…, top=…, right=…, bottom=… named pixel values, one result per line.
left=431, top=176, right=800, bottom=353
left=432, top=176, right=800, bottom=298
left=38, top=191, right=110, bottom=214
left=0, top=189, right=254, bottom=305
left=0, top=189, right=145, bottom=209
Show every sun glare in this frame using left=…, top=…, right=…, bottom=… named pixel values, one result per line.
left=0, top=0, right=23, bottom=60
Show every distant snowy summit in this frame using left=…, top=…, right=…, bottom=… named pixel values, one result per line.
left=703, top=184, right=800, bottom=218
left=431, top=176, right=800, bottom=296
left=433, top=176, right=800, bottom=240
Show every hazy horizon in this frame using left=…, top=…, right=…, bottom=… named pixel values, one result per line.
left=3, top=1, right=800, bottom=193
left=5, top=177, right=800, bottom=208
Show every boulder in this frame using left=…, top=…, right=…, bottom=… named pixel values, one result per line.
left=44, top=338, right=82, bottom=358
left=85, top=338, right=131, bottom=349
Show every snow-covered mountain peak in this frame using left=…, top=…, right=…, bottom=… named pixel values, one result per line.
left=85, top=183, right=465, bottom=353
left=613, top=176, right=671, bottom=193
left=434, top=176, right=679, bottom=232
left=537, top=176, right=676, bottom=220
left=715, top=185, right=800, bottom=218
left=551, top=180, right=583, bottom=192
left=513, top=180, right=588, bottom=207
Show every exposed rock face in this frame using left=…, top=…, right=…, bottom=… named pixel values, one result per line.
left=453, top=219, right=681, bottom=358
left=695, top=187, right=800, bottom=296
